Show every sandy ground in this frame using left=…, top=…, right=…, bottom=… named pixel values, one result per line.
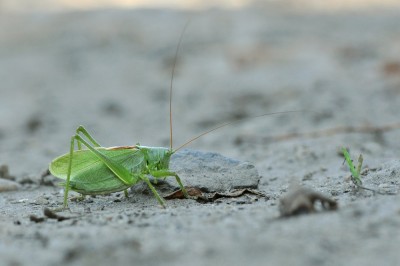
left=1, top=4, right=400, bottom=266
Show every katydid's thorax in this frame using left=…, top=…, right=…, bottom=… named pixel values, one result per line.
left=136, top=145, right=174, bottom=171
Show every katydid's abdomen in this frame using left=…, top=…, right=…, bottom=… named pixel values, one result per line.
left=50, top=146, right=145, bottom=195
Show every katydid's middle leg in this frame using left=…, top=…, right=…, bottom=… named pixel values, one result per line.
left=150, top=170, right=189, bottom=198
left=139, top=175, right=166, bottom=207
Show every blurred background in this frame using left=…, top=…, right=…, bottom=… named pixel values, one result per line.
left=2, top=2, right=400, bottom=265
left=1, top=0, right=400, bottom=12
left=1, top=0, right=400, bottom=178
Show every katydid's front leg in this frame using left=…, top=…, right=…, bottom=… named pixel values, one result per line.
left=150, top=169, right=189, bottom=198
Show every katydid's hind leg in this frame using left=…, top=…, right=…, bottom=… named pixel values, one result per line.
left=124, top=189, right=129, bottom=198
left=150, top=170, right=189, bottom=198
left=140, top=175, right=166, bottom=207
left=63, top=131, right=102, bottom=209
left=75, top=125, right=101, bottom=150
left=63, top=131, right=134, bottom=209
left=63, top=135, right=76, bottom=209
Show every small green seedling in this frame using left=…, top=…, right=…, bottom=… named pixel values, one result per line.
left=342, top=147, right=394, bottom=195
left=342, top=147, right=363, bottom=185
left=50, top=26, right=307, bottom=210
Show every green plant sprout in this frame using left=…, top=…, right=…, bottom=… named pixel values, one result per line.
left=341, top=147, right=393, bottom=195
left=342, top=147, right=363, bottom=185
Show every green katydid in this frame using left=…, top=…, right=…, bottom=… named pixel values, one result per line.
left=49, top=25, right=309, bottom=209
left=49, top=128, right=185, bottom=208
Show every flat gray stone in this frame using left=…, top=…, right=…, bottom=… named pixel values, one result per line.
left=0, top=179, right=20, bottom=192
left=167, top=149, right=260, bottom=192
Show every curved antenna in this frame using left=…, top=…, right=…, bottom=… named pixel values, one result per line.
left=173, top=110, right=316, bottom=152
left=170, top=21, right=190, bottom=151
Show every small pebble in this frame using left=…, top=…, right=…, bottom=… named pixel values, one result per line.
left=33, top=196, right=50, bottom=205
left=378, top=183, right=390, bottom=188
left=0, top=179, right=20, bottom=192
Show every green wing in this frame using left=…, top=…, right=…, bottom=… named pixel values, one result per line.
left=49, top=147, right=145, bottom=195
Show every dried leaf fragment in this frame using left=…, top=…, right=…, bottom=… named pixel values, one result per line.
left=29, top=215, right=45, bottom=223
left=44, top=208, right=71, bottom=221
left=164, top=187, right=203, bottom=199
left=164, top=187, right=267, bottom=203
left=29, top=208, right=72, bottom=223
left=206, top=189, right=266, bottom=202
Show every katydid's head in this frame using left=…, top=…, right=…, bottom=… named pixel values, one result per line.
left=142, top=146, right=173, bottom=170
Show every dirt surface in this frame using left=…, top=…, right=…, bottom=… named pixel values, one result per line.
left=1, top=4, right=400, bottom=266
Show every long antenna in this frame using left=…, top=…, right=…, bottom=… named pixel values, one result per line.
left=170, top=21, right=190, bottom=151
left=173, top=110, right=316, bottom=152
